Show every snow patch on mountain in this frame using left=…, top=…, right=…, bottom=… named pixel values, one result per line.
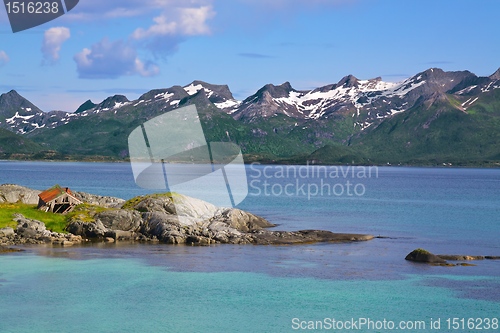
left=214, top=99, right=241, bottom=109
left=383, top=78, right=426, bottom=97
left=184, top=83, right=204, bottom=96
left=154, top=92, right=174, bottom=100
left=269, top=78, right=411, bottom=120
left=6, top=112, right=35, bottom=124
left=456, top=85, right=478, bottom=95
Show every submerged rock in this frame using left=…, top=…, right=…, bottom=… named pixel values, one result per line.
left=0, top=246, right=23, bottom=254
left=405, top=249, right=499, bottom=266
left=437, top=255, right=485, bottom=261
left=251, top=230, right=374, bottom=245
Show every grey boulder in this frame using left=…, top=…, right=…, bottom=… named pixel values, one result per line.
left=0, top=184, right=41, bottom=205
left=95, top=209, right=142, bottom=231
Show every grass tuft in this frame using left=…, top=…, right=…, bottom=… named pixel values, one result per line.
left=0, top=202, right=113, bottom=233
left=0, top=202, right=67, bottom=233
left=121, top=192, right=176, bottom=210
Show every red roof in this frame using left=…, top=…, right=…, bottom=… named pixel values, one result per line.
left=38, top=185, right=76, bottom=203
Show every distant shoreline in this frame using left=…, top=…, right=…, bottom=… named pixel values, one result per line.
left=1, top=157, right=500, bottom=168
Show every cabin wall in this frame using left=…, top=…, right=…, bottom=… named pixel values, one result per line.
left=37, top=193, right=82, bottom=214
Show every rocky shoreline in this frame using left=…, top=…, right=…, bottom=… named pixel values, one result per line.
left=0, top=184, right=374, bottom=248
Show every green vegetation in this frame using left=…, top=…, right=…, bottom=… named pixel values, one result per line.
left=0, top=128, right=43, bottom=155
left=0, top=202, right=112, bottom=233
left=413, top=248, right=431, bottom=255
left=121, top=192, right=176, bottom=211
left=66, top=203, right=110, bottom=223
left=304, top=144, right=370, bottom=165
left=352, top=93, right=500, bottom=165
left=2, top=85, right=499, bottom=167
left=0, top=202, right=67, bottom=233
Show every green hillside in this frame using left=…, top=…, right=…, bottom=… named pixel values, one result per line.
left=2, top=80, right=499, bottom=166
left=0, top=128, right=43, bottom=156
left=351, top=92, right=500, bottom=165
left=28, top=98, right=320, bottom=161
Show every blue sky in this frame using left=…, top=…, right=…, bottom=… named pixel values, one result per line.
left=0, top=0, right=499, bottom=111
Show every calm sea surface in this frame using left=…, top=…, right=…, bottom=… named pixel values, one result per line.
left=0, top=161, right=499, bottom=332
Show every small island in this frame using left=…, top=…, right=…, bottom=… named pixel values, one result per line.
left=0, top=184, right=374, bottom=248
left=405, top=248, right=500, bottom=267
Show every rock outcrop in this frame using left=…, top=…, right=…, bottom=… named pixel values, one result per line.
left=0, top=246, right=23, bottom=254
left=405, top=248, right=500, bottom=266
left=96, top=209, right=142, bottom=231
left=251, top=230, right=374, bottom=245
left=0, top=214, right=83, bottom=246
left=65, top=193, right=374, bottom=245
left=73, top=191, right=125, bottom=208
left=0, top=184, right=41, bottom=204
left=437, top=255, right=485, bottom=261
left=405, top=248, right=447, bottom=264
left=1, top=185, right=375, bottom=246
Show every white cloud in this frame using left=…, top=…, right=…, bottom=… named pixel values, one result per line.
left=74, top=38, right=159, bottom=79
left=69, top=1, right=216, bottom=77
left=0, top=51, right=9, bottom=66
left=64, top=0, right=213, bottom=21
left=133, top=58, right=160, bottom=77
left=67, top=0, right=217, bottom=79
left=132, top=5, right=215, bottom=39
left=42, top=27, right=71, bottom=64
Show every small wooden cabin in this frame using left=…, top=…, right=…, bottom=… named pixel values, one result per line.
left=37, top=185, right=82, bottom=214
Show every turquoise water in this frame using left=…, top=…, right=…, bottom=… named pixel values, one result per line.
left=0, top=254, right=498, bottom=333
left=0, top=161, right=499, bottom=332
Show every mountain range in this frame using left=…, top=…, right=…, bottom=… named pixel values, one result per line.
left=1, top=67, right=499, bottom=165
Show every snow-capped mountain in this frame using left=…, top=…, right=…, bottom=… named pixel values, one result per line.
left=0, top=90, right=75, bottom=134
left=0, top=81, right=241, bottom=135
left=1, top=67, right=499, bottom=138
left=1, top=68, right=500, bottom=164
left=231, top=68, right=500, bottom=130
left=184, top=80, right=240, bottom=111
left=69, top=81, right=241, bottom=122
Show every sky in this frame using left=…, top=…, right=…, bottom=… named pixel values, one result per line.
left=0, top=0, right=499, bottom=112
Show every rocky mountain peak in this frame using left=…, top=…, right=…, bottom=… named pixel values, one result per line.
left=257, top=82, right=295, bottom=99
left=183, top=88, right=212, bottom=105
left=97, top=95, right=130, bottom=109
left=337, top=74, right=359, bottom=87
left=420, top=68, right=445, bottom=77
left=0, top=90, right=42, bottom=116
left=278, top=81, right=293, bottom=90
left=489, top=68, right=500, bottom=80
left=0, top=90, right=21, bottom=109
left=408, top=68, right=476, bottom=96
left=1, top=89, right=21, bottom=99
left=75, top=100, right=97, bottom=114
left=138, top=86, right=188, bottom=101
left=184, top=81, right=235, bottom=102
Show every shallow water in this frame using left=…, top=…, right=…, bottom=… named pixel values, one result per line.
left=0, top=162, right=499, bottom=332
